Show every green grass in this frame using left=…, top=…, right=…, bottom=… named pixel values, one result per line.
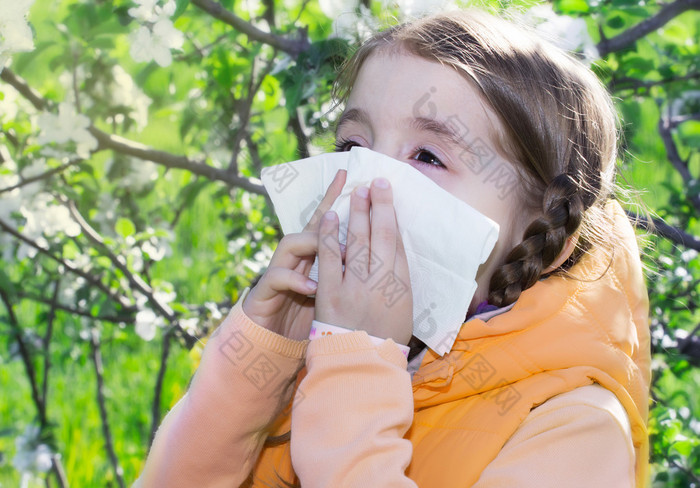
left=0, top=323, right=196, bottom=486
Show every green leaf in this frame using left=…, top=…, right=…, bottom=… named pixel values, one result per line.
left=678, top=120, right=700, bottom=149
left=672, top=439, right=696, bottom=457
left=606, top=15, right=625, bottom=29
left=622, top=55, right=654, bottom=74
left=0, top=268, right=16, bottom=298
left=173, top=0, right=190, bottom=19
left=116, top=217, right=136, bottom=238
left=555, top=0, right=590, bottom=14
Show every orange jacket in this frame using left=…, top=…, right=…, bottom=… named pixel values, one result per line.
left=134, top=199, right=649, bottom=487
left=249, top=199, right=650, bottom=487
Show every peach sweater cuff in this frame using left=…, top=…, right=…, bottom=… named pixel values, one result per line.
left=307, top=328, right=409, bottom=369
left=224, top=287, right=309, bottom=359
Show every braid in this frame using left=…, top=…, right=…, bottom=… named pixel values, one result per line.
left=488, top=174, right=586, bottom=307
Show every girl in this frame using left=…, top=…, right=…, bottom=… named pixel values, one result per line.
left=134, top=8, right=650, bottom=488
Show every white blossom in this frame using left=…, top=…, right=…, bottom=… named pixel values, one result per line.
left=121, top=160, right=159, bottom=191
left=180, top=317, right=199, bottom=336
left=129, top=18, right=184, bottom=67
left=204, top=301, right=223, bottom=320
left=127, top=246, right=145, bottom=272
left=154, top=288, right=176, bottom=305
left=17, top=158, right=47, bottom=196
left=19, top=193, right=81, bottom=255
left=36, top=102, right=98, bottom=159
left=128, top=0, right=176, bottom=23
left=20, top=159, right=47, bottom=180
left=681, top=249, right=698, bottom=262
left=0, top=84, right=29, bottom=121
left=109, top=66, right=151, bottom=130
left=135, top=308, right=166, bottom=341
left=0, top=0, right=35, bottom=70
left=12, top=424, right=53, bottom=478
left=142, top=237, right=169, bottom=261
left=521, top=5, right=599, bottom=63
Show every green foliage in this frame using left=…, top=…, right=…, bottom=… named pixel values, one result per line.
left=0, top=0, right=698, bottom=486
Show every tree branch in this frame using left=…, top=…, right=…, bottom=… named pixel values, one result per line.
left=670, top=112, right=700, bottom=128
left=88, top=128, right=266, bottom=194
left=0, top=159, right=81, bottom=195
left=191, top=0, right=309, bottom=57
left=0, top=68, right=267, bottom=195
left=598, top=0, right=700, bottom=57
left=608, top=72, right=700, bottom=93
left=0, top=288, right=46, bottom=425
left=16, top=291, right=134, bottom=323
left=262, top=0, right=276, bottom=28
left=50, top=453, right=69, bottom=488
left=40, top=280, right=60, bottom=429
left=149, top=329, right=172, bottom=449
left=51, top=453, right=68, bottom=488
left=289, top=107, right=310, bottom=159
left=627, top=209, right=700, bottom=251
left=89, top=331, right=126, bottom=488
left=64, top=200, right=176, bottom=322
left=227, top=53, right=279, bottom=173
left=0, top=68, right=46, bottom=110
left=657, top=102, right=700, bottom=213
left=0, top=217, right=134, bottom=310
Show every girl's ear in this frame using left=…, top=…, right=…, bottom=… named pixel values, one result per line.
left=542, top=233, right=579, bottom=274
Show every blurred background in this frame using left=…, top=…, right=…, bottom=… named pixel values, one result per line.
left=0, top=0, right=698, bottom=486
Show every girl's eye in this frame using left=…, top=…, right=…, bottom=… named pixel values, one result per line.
left=413, top=148, right=446, bottom=169
left=334, top=138, right=360, bottom=152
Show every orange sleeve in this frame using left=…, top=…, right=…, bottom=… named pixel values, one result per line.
left=134, top=288, right=309, bottom=488
left=290, top=331, right=418, bottom=488
left=473, top=385, right=635, bottom=487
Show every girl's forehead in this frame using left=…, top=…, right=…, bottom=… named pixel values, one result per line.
left=344, top=51, right=503, bottom=143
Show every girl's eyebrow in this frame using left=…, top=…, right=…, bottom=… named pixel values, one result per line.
left=335, top=107, right=371, bottom=134
left=408, top=117, right=472, bottom=152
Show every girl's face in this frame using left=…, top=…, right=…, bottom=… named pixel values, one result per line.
left=335, top=50, right=529, bottom=310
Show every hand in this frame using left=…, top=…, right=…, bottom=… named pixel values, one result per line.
left=242, top=169, right=347, bottom=341
left=315, top=178, right=413, bottom=346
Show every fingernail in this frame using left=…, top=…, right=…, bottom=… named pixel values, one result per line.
left=373, top=178, right=389, bottom=189
left=354, top=186, right=369, bottom=198
left=323, top=210, right=336, bottom=221
left=306, top=279, right=318, bottom=290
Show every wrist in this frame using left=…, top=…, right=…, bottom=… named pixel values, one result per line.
left=309, top=320, right=411, bottom=358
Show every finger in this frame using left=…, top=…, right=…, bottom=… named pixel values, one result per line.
left=269, top=232, right=318, bottom=270
left=368, top=178, right=396, bottom=274
left=344, top=186, right=371, bottom=282
left=394, top=219, right=411, bottom=296
left=257, top=267, right=318, bottom=300
left=303, top=169, right=347, bottom=232
left=317, top=210, right=343, bottom=287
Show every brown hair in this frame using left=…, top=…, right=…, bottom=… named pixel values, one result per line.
left=332, top=9, right=621, bottom=307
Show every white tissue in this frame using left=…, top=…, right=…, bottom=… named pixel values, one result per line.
left=261, top=147, right=499, bottom=355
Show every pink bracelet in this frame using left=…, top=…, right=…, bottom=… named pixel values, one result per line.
left=309, top=320, right=410, bottom=358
